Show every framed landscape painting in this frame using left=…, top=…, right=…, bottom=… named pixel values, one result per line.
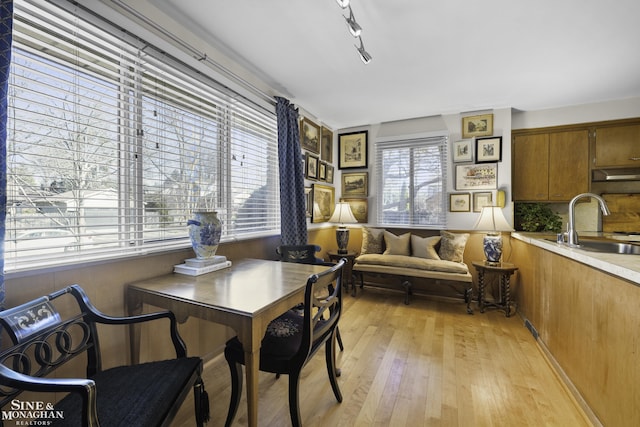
left=312, top=184, right=335, bottom=223
left=342, top=172, right=368, bottom=197
left=341, top=198, right=368, bottom=223
left=462, top=114, right=493, bottom=138
left=300, top=117, right=320, bottom=153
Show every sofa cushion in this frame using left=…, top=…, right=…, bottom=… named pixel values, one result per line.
left=361, top=227, right=385, bottom=254
left=355, top=254, right=469, bottom=274
left=383, top=231, right=411, bottom=256
left=438, top=231, right=469, bottom=263
left=411, top=235, right=441, bottom=260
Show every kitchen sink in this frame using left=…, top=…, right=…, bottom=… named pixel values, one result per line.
left=547, top=238, right=640, bottom=254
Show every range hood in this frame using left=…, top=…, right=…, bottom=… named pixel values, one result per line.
left=592, top=167, right=640, bottom=181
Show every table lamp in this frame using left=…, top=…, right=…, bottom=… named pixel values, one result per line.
left=328, top=202, right=358, bottom=254
left=474, top=206, right=514, bottom=265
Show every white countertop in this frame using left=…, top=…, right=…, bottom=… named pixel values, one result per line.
left=511, top=232, right=640, bottom=285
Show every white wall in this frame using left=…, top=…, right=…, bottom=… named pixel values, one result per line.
left=512, top=97, right=640, bottom=129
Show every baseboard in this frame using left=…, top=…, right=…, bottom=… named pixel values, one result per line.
left=526, top=319, right=602, bottom=427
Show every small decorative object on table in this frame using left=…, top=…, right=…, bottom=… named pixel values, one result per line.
left=474, top=206, right=513, bottom=265
left=174, top=255, right=232, bottom=276
left=188, top=211, right=222, bottom=259
left=328, top=202, right=358, bottom=254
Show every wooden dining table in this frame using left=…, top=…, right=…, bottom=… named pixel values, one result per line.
left=126, top=258, right=327, bottom=427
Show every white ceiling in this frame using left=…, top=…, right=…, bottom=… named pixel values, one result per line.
left=155, top=0, right=640, bottom=129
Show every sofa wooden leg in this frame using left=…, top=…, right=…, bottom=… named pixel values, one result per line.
left=402, top=280, right=412, bottom=305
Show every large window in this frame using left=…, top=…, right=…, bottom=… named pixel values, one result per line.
left=376, top=136, right=447, bottom=228
left=4, top=1, right=279, bottom=271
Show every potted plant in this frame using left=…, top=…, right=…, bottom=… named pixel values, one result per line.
left=515, top=203, right=563, bottom=233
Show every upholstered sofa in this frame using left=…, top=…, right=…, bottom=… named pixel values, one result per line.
left=352, top=229, right=473, bottom=312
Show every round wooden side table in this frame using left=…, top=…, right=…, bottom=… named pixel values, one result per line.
left=472, top=261, right=518, bottom=317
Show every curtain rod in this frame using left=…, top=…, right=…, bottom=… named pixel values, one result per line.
left=109, top=0, right=275, bottom=107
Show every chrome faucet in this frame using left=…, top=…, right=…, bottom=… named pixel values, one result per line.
left=566, top=193, right=610, bottom=246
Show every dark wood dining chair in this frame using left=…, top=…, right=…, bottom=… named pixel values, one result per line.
left=276, top=244, right=344, bottom=351
left=276, top=244, right=324, bottom=264
left=223, top=259, right=346, bottom=427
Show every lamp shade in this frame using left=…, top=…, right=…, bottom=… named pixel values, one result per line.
left=474, top=206, right=513, bottom=232
left=329, top=202, right=358, bottom=225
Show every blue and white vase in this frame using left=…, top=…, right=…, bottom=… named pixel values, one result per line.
left=187, top=211, right=222, bottom=259
left=483, top=233, right=503, bottom=264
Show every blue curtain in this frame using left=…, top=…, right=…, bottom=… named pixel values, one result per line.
left=276, top=97, right=308, bottom=245
left=0, top=1, right=11, bottom=309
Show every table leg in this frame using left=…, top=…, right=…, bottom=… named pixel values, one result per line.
left=478, top=270, right=486, bottom=313
left=244, top=347, right=260, bottom=427
left=503, top=274, right=512, bottom=317
left=127, top=290, right=143, bottom=365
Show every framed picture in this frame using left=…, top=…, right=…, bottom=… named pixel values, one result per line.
left=338, top=130, right=368, bottom=169
left=342, top=171, right=368, bottom=197
left=453, top=139, right=473, bottom=163
left=341, top=198, right=368, bottom=223
left=462, top=114, right=493, bottom=138
left=321, top=126, right=333, bottom=162
left=450, top=193, right=471, bottom=212
left=304, top=187, right=312, bottom=218
left=305, top=152, right=319, bottom=180
left=326, top=164, right=334, bottom=184
left=475, top=136, right=502, bottom=163
left=312, top=184, right=335, bottom=223
left=455, top=163, right=497, bottom=190
left=300, top=117, right=320, bottom=154
left=319, top=162, right=327, bottom=181
left=473, top=191, right=493, bottom=213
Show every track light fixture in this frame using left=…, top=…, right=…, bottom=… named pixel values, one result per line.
left=334, top=1, right=372, bottom=64
left=355, top=36, right=372, bottom=64
left=344, top=6, right=361, bottom=37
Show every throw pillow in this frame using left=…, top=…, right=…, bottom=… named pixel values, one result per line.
left=438, top=231, right=469, bottom=263
left=383, top=231, right=411, bottom=256
left=411, top=235, right=441, bottom=260
left=360, top=227, right=385, bottom=255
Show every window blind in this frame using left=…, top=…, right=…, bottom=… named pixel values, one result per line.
left=5, top=0, right=279, bottom=271
left=375, top=136, right=448, bottom=228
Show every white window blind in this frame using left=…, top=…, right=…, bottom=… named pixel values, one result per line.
left=5, top=0, right=279, bottom=271
left=375, top=136, right=448, bottom=228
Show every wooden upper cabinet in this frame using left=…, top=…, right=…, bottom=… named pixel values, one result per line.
left=548, top=130, right=590, bottom=200
left=593, top=124, right=640, bottom=167
left=513, top=133, right=550, bottom=201
left=513, top=129, right=589, bottom=201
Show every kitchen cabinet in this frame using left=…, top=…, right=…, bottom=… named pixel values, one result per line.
left=511, top=236, right=640, bottom=427
left=593, top=122, right=640, bottom=167
left=513, top=129, right=589, bottom=201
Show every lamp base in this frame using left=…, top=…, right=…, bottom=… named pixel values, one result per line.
left=483, top=233, right=503, bottom=265
left=336, top=227, right=350, bottom=254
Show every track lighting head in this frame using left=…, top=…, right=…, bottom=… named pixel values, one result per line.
left=335, top=0, right=350, bottom=8
left=344, top=6, right=362, bottom=37
left=355, top=36, right=372, bottom=64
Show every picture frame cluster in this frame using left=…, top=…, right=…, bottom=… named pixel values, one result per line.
left=302, top=119, right=334, bottom=184
left=337, top=130, right=369, bottom=223
left=450, top=113, right=501, bottom=212
left=301, top=118, right=369, bottom=224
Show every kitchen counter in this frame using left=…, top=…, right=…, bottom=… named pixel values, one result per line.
left=511, top=232, right=640, bottom=285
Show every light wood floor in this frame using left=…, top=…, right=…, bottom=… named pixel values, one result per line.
left=172, top=287, right=591, bottom=427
